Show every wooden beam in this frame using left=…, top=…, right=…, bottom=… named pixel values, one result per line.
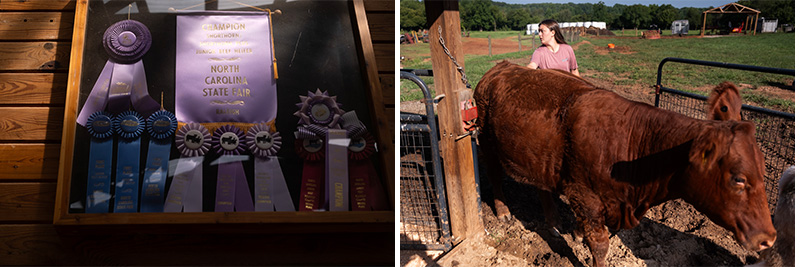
left=424, top=0, right=482, bottom=242
left=701, top=12, right=707, bottom=37
left=0, top=12, right=74, bottom=40
left=0, top=42, right=70, bottom=71
left=0, top=73, right=68, bottom=105
left=55, top=0, right=88, bottom=224
left=0, top=0, right=75, bottom=11
left=0, top=224, right=392, bottom=265
left=366, top=13, right=394, bottom=42
left=0, top=144, right=61, bottom=180
left=0, top=183, right=56, bottom=223
left=0, top=107, right=64, bottom=141
left=349, top=0, right=395, bottom=209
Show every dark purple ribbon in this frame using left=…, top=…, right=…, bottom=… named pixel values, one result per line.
left=103, top=20, right=151, bottom=64
left=212, top=125, right=253, bottom=212
left=76, top=19, right=160, bottom=126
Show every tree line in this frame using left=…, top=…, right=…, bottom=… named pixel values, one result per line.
left=400, top=0, right=794, bottom=32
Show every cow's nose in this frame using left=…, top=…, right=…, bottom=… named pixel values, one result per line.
left=757, top=235, right=776, bottom=251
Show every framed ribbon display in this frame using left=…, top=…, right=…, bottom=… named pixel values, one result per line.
left=59, top=1, right=393, bottom=229
left=164, top=123, right=210, bottom=212
left=85, top=111, right=114, bottom=213
left=212, top=125, right=254, bottom=212
left=112, top=111, right=145, bottom=213
left=247, top=123, right=294, bottom=211
left=140, top=110, right=177, bottom=212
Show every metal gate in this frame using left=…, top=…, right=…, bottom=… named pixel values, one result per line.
left=399, top=70, right=453, bottom=251
left=654, top=57, right=794, bottom=213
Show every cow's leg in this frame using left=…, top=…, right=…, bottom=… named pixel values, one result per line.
left=538, top=189, right=562, bottom=237
left=585, top=223, right=610, bottom=267
left=565, top=186, right=609, bottom=267
left=485, top=153, right=511, bottom=221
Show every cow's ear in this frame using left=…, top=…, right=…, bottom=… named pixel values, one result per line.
left=690, top=125, right=725, bottom=171
left=732, top=121, right=756, bottom=136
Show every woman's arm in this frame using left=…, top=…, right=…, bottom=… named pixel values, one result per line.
left=527, top=61, right=538, bottom=69
left=571, top=68, right=580, bottom=77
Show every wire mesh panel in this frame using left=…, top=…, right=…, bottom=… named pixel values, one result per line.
left=400, top=71, right=452, bottom=252
left=400, top=118, right=450, bottom=250
left=655, top=89, right=707, bottom=120
left=743, top=108, right=795, bottom=213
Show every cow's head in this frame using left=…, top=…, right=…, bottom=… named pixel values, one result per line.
left=682, top=120, right=775, bottom=251
left=707, top=82, right=742, bottom=121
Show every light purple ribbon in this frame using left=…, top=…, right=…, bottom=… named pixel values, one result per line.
left=164, top=123, right=210, bottom=212
left=326, top=129, right=349, bottom=211
left=247, top=123, right=294, bottom=211
left=212, top=125, right=253, bottom=212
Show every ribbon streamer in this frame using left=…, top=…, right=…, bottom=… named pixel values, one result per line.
left=112, top=111, right=144, bottom=213
left=85, top=111, right=114, bottom=213
left=140, top=110, right=177, bottom=212
left=212, top=125, right=254, bottom=212
left=295, top=138, right=325, bottom=211
left=164, top=123, right=210, bottom=212
left=76, top=19, right=160, bottom=126
left=348, top=132, right=389, bottom=211
left=247, top=123, right=294, bottom=211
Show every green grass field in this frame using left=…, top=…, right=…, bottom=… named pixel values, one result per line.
left=401, top=32, right=794, bottom=111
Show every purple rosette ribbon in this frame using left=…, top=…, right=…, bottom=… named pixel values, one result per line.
left=164, top=123, right=210, bottom=212
left=76, top=19, right=160, bottom=126
left=294, top=89, right=349, bottom=211
left=246, top=123, right=295, bottom=211
left=212, top=125, right=254, bottom=212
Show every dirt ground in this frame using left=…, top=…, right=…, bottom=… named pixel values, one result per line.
left=400, top=36, right=794, bottom=266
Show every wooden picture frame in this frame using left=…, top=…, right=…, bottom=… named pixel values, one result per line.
left=54, top=0, right=393, bottom=230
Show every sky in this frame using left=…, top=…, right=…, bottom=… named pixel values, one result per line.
left=496, top=0, right=734, bottom=9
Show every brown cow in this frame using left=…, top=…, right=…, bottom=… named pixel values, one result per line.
left=475, top=61, right=776, bottom=267
left=708, top=81, right=742, bottom=121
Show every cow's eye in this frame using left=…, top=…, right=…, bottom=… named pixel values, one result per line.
left=720, top=106, right=728, bottom=112
left=732, top=175, right=746, bottom=188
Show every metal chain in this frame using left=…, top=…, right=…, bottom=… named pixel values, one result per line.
left=438, top=26, right=470, bottom=87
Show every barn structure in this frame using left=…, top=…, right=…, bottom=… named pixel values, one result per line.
left=0, top=0, right=394, bottom=265
left=701, top=2, right=760, bottom=36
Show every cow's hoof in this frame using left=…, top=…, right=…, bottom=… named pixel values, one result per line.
left=548, top=227, right=561, bottom=237
left=573, top=232, right=584, bottom=243
left=497, top=213, right=512, bottom=222
left=496, top=204, right=511, bottom=221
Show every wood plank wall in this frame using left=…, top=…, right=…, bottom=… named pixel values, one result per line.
left=0, top=1, right=395, bottom=265
left=364, top=1, right=395, bottom=136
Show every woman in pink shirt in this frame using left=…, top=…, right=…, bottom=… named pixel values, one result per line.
left=527, top=19, right=580, bottom=77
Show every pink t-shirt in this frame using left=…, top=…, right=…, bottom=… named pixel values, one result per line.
left=530, top=44, right=578, bottom=72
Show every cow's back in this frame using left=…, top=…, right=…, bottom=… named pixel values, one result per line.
left=475, top=61, right=595, bottom=189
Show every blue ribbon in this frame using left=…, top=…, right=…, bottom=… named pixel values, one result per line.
left=140, top=110, right=177, bottom=212
left=113, top=111, right=144, bottom=213
left=85, top=112, right=114, bottom=213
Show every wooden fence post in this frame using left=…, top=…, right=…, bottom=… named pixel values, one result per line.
left=488, top=34, right=492, bottom=56
left=424, top=0, right=482, bottom=242
left=517, top=33, right=521, bottom=52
